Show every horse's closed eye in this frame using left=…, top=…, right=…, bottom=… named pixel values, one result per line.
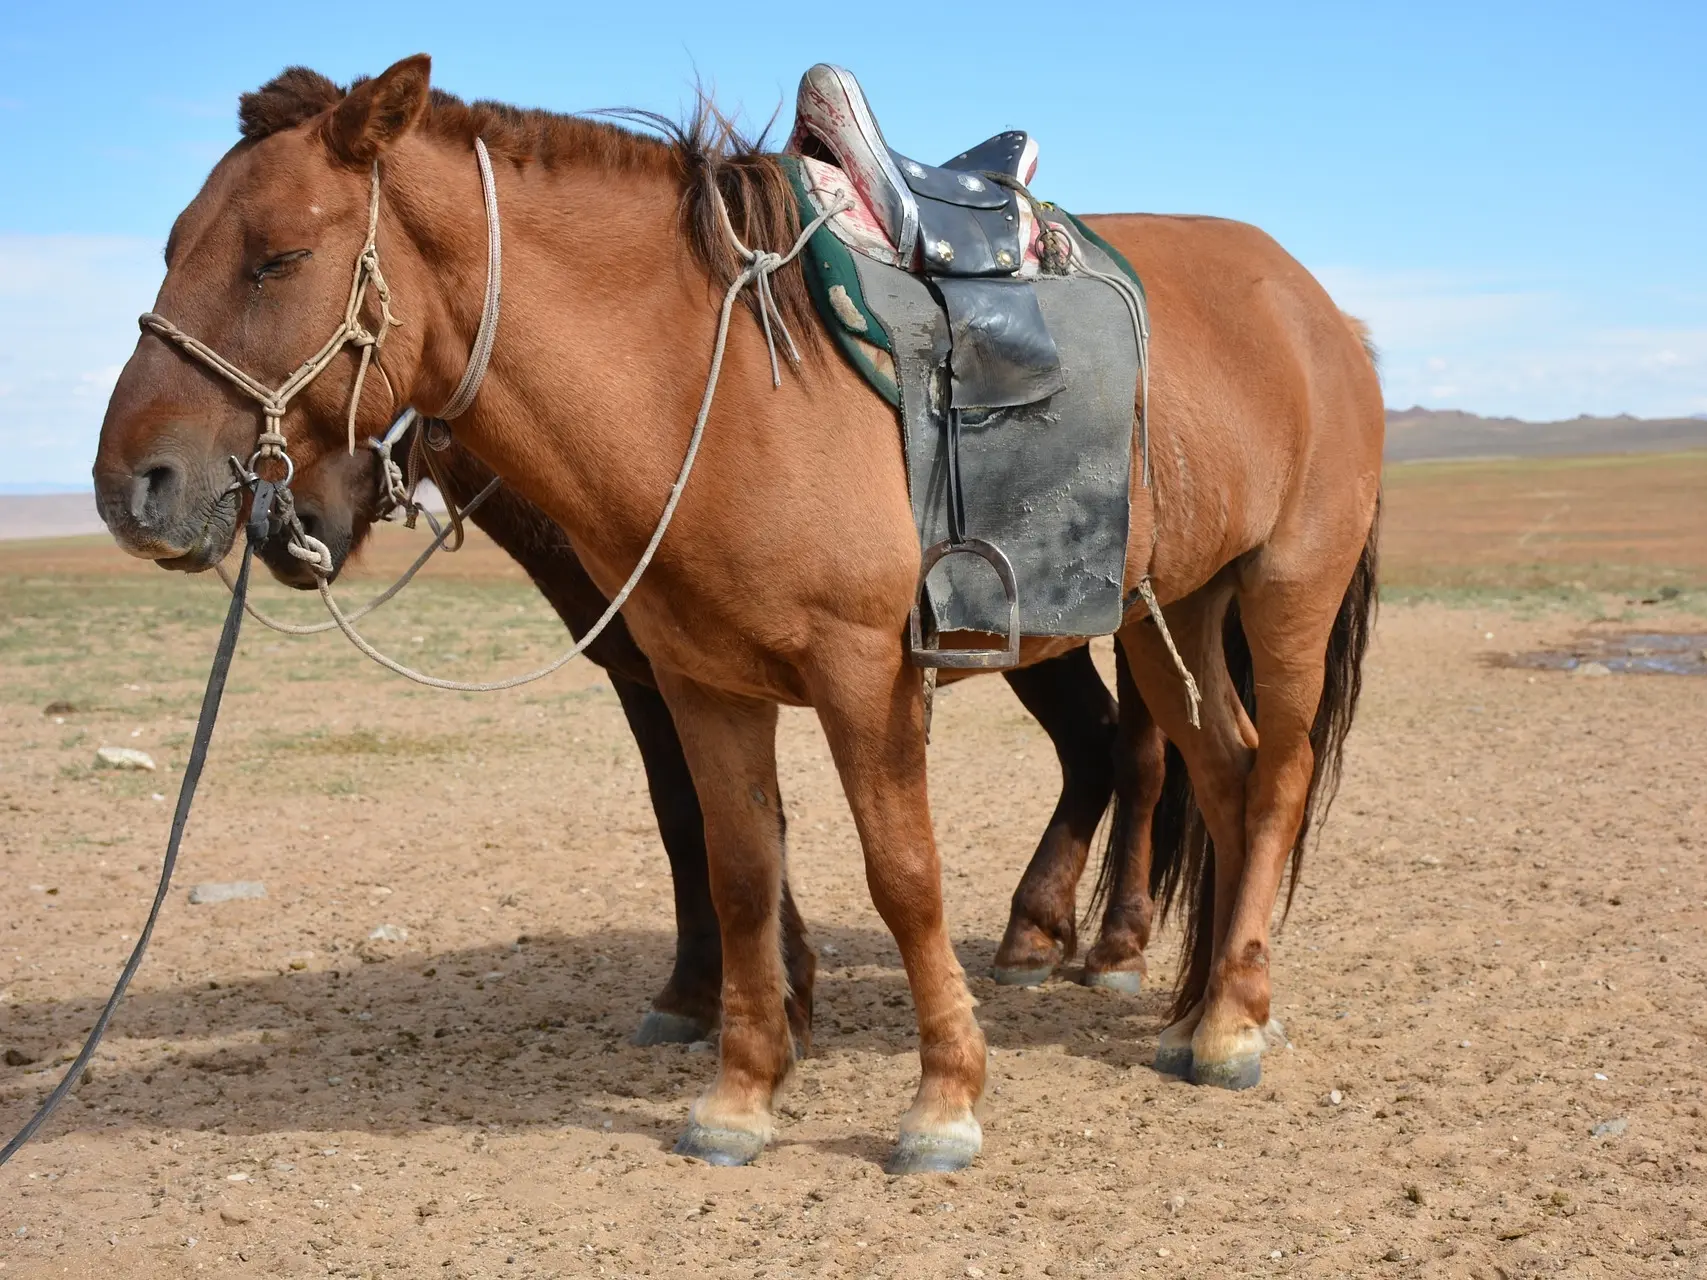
left=253, top=249, right=313, bottom=281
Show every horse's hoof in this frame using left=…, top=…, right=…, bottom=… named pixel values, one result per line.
left=632, top=1010, right=711, bottom=1047
left=673, top=1122, right=767, bottom=1167
left=991, top=964, right=1055, bottom=987
left=1082, top=967, right=1143, bottom=995
left=1190, top=1053, right=1262, bottom=1091
left=884, top=1126, right=981, bottom=1175
left=1153, top=1043, right=1194, bottom=1078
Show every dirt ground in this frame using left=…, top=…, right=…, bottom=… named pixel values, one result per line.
left=2, top=480, right=1706, bottom=1277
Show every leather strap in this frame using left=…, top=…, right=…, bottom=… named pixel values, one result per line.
left=0, top=483, right=274, bottom=1167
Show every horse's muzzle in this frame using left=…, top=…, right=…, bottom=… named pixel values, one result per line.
left=94, top=454, right=238, bottom=570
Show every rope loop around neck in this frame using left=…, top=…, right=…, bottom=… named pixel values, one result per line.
left=434, top=137, right=502, bottom=420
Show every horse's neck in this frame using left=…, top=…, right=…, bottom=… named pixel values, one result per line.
left=396, top=142, right=728, bottom=565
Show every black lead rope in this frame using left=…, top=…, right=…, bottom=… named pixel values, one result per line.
left=0, top=480, right=276, bottom=1168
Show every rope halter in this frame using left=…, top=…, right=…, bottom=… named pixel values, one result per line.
left=140, top=160, right=400, bottom=479
left=137, top=137, right=503, bottom=495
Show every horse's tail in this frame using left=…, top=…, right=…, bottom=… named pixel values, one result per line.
left=1153, top=503, right=1381, bottom=1020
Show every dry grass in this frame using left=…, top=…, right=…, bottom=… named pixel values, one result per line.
left=1379, top=450, right=1707, bottom=592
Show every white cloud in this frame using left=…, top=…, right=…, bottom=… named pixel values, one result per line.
left=0, top=234, right=162, bottom=489
left=1312, top=265, right=1707, bottom=420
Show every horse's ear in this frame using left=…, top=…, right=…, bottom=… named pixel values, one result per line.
left=327, top=54, right=432, bottom=166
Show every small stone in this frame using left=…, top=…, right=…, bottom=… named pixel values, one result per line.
left=1327, top=1089, right=1343, bottom=1107
left=219, top=1208, right=250, bottom=1225
left=1383, top=1248, right=1406, bottom=1262
left=1269, top=1250, right=1283, bottom=1259
left=188, top=882, right=266, bottom=905
left=1590, top=1117, right=1628, bottom=1139
left=1459, top=1040, right=1472, bottom=1049
left=96, top=746, right=155, bottom=771
left=1570, top=661, right=1611, bottom=678
left=4, top=1048, right=37, bottom=1067
left=687, top=1039, right=714, bottom=1053
left=42, top=700, right=76, bottom=716
left=1167, top=1193, right=1186, bottom=1215
left=368, top=924, right=408, bottom=942
left=967, top=1269, right=985, bottom=1278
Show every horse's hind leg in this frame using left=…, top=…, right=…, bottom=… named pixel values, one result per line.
left=1187, top=562, right=1353, bottom=1089
left=652, top=675, right=794, bottom=1166
left=812, top=640, right=986, bottom=1174
left=1114, top=584, right=1258, bottom=1078
left=612, top=677, right=814, bottom=1050
left=992, top=647, right=1118, bottom=985
left=1082, top=646, right=1166, bottom=993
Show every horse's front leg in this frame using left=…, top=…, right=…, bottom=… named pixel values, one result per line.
left=812, top=638, right=987, bottom=1173
left=653, top=674, right=795, bottom=1166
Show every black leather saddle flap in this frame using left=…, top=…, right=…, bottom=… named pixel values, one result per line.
left=941, top=131, right=1031, bottom=178
left=888, top=148, right=1011, bottom=208
left=933, top=277, right=1066, bottom=410
left=914, top=200, right=1025, bottom=276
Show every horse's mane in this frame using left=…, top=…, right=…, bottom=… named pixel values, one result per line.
left=236, top=68, right=818, bottom=354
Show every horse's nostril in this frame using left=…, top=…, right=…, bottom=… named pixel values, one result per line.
left=129, top=462, right=181, bottom=526
left=296, top=509, right=321, bottom=541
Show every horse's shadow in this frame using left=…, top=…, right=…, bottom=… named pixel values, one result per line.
left=0, top=924, right=1173, bottom=1145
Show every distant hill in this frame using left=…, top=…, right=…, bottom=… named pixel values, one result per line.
left=1385, top=407, right=1707, bottom=463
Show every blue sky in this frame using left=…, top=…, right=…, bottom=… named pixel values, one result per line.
left=2, top=1, right=1701, bottom=488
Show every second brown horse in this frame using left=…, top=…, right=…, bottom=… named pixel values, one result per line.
left=265, top=437, right=1173, bottom=1045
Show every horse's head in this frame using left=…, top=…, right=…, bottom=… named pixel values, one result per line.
left=257, top=439, right=391, bottom=588
left=93, top=55, right=439, bottom=571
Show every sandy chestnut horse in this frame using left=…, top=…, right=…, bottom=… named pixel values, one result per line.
left=265, top=437, right=1171, bottom=1037
left=93, top=57, right=1380, bottom=1172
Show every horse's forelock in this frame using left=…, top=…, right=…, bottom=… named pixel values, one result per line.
left=238, top=67, right=345, bottom=142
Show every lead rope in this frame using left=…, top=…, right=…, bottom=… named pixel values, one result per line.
left=0, top=482, right=278, bottom=1167
left=211, top=468, right=502, bottom=637
left=286, top=187, right=854, bottom=692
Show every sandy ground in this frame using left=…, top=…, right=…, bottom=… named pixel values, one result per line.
left=2, top=541, right=1706, bottom=1278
